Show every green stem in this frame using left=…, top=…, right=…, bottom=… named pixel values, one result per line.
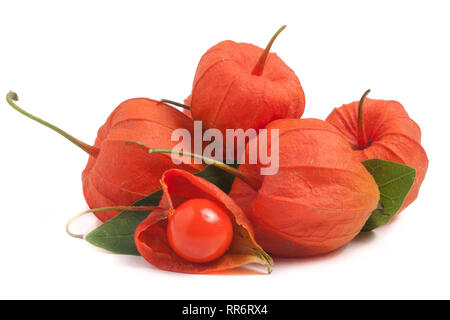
left=357, top=89, right=371, bottom=149
left=66, top=206, right=158, bottom=239
left=160, top=99, right=190, bottom=110
left=6, top=91, right=99, bottom=157
left=149, top=148, right=261, bottom=191
left=251, top=25, right=287, bottom=76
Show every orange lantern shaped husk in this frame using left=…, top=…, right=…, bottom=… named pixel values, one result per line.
left=5, top=92, right=203, bottom=223
left=230, top=119, right=380, bottom=258
left=82, top=98, right=203, bottom=222
left=189, top=27, right=305, bottom=145
left=326, top=97, right=428, bottom=212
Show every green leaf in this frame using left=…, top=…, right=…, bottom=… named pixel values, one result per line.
left=361, top=159, right=416, bottom=232
left=85, top=190, right=162, bottom=255
left=85, top=166, right=236, bottom=255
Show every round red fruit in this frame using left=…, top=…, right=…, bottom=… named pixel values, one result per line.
left=167, top=198, right=233, bottom=263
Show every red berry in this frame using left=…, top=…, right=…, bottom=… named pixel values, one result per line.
left=167, top=198, right=233, bottom=263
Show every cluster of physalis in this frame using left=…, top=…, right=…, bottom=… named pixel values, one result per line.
left=6, top=26, right=427, bottom=274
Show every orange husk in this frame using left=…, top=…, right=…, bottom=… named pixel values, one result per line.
left=229, top=119, right=380, bottom=257
left=190, top=38, right=305, bottom=146
left=326, top=97, right=428, bottom=212
left=134, top=169, right=273, bottom=274
left=82, top=98, right=203, bottom=221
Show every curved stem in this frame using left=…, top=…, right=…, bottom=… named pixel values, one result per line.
left=160, top=99, right=190, bottom=110
left=6, top=91, right=99, bottom=157
left=252, top=25, right=287, bottom=76
left=357, top=89, right=371, bottom=149
left=149, top=148, right=261, bottom=191
left=66, top=205, right=158, bottom=239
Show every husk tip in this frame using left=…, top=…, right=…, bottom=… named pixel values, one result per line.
left=266, top=257, right=274, bottom=274
left=259, top=251, right=273, bottom=274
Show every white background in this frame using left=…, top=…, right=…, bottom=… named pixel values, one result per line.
left=0, top=0, right=448, bottom=300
